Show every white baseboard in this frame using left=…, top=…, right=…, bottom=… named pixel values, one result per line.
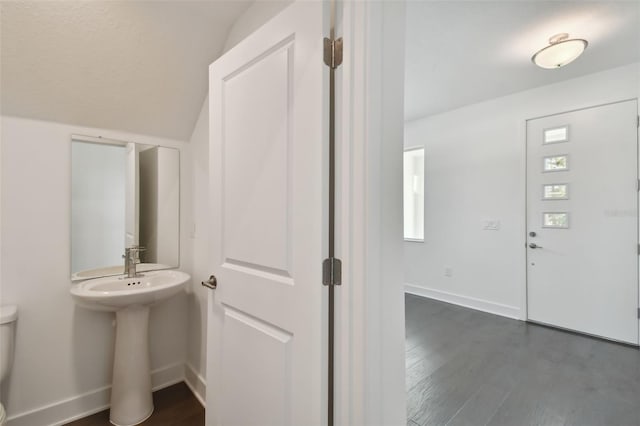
left=151, top=362, right=185, bottom=391
left=7, top=362, right=185, bottom=426
left=405, top=283, right=521, bottom=320
left=184, top=363, right=206, bottom=407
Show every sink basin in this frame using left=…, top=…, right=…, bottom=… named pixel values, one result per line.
left=70, top=270, right=189, bottom=312
left=70, top=269, right=190, bottom=425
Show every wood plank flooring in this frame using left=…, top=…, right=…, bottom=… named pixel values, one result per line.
left=65, top=382, right=203, bottom=426
left=405, top=294, right=640, bottom=426
left=64, top=296, right=639, bottom=426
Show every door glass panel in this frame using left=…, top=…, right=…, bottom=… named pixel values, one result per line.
left=543, top=184, right=569, bottom=200
left=543, top=212, right=569, bottom=228
left=543, top=155, right=569, bottom=172
left=543, top=126, right=569, bottom=144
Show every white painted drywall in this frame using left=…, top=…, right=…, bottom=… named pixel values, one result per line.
left=0, top=116, right=191, bottom=425
left=0, top=1, right=251, bottom=141
left=184, top=97, right=210, bottom=402
left=184, top=0, right=292, bottom=403
left=404, top=62, right=640, bottom=319
left=223, top=1, right=293, bottom=53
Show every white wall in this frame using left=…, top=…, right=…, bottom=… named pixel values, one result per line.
left=0, top=116, right=192, bottom=425
left=223, top=0, right=292, bottom=52
left=404, top=62, right=640, bottom=319
left=184, top=97, right=209, bottom=401
left=184, top=0, right=292, bottom=403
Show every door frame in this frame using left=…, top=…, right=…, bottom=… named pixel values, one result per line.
left=204, top=1, right=408, bottom=425
left=523, top=99, right=640, bottom=344
left=334, top=1, right=406, bottom=425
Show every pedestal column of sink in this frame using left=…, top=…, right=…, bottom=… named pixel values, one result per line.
left=111, top=305, right=153, bottom=426
left=69, top=270, right=190, bottom=424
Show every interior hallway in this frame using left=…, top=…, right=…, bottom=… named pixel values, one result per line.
left=405, top=294, right=640, bottom=426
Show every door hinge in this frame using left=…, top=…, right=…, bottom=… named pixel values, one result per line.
left=637, top=115, right=639, bottom=128
left=322, top=257, right=342, bottom=286
left=637, top=308, right=640, bottom=319
left=637, top=244, right=640, bottom=255
left=323, top=37, right=343, bottom=69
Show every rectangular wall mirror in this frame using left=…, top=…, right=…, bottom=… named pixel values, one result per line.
left=71, top=135, right=180, bottom=281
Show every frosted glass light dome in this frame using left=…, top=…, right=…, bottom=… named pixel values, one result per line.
left=532, top=33, right=588, bottom=69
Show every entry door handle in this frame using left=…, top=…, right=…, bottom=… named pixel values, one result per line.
left=528, top=243, right=543, bottom=249
left=201, top=275, right=217, bottom=289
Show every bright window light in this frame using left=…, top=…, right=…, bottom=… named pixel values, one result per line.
left=404, top=148, right=424, bottom=241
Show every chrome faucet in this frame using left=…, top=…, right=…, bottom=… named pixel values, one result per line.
left=123, top=246, right=145, bottom=278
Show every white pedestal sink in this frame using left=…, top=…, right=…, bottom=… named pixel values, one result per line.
left=70, top=270, right=190, bottom=426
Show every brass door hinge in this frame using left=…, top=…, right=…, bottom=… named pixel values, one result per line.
left=323, top=37, right=343, bottom=69
left=322, top=257, right=342, bottom=286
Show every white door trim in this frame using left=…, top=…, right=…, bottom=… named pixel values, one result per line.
left=523, top=98, right=638, bottom=122
left=204, top=1, right=408, bottom=424
left=336, top=2, right=406, bottom=425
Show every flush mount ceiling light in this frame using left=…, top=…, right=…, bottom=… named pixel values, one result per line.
left=532, top=33, right=588, bottom=69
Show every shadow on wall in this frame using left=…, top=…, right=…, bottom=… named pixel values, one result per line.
left=71, top=306, right=116, bottom=395
left=187, top=290, right=203, bottom=370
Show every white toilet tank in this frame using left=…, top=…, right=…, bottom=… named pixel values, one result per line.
left=0, top=305, right=18, bottom=383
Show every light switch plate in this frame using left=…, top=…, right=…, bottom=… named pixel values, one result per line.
left=482, top=220, right=501, bottom=231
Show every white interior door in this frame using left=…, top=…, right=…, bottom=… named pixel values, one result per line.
left=207, top=2, right=325, bottom=425
left=526, top=100, right=639, bottom=344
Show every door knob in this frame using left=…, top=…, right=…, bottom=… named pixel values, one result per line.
left=201, top=275, right=217, bottom=289
left=528, top=243, right=543, bottom=249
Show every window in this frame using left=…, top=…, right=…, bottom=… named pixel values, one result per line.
left=543, top=212, right=569, bottom=228
left=404, top=148, right=424, bottom=241
left=542, top=184, right=569, bottom=200
left=543, top=154, right=569, bottom=172
left=543, top=125, right=569, bottom=144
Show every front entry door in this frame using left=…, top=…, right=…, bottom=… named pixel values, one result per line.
left=207, top=2, right=325, bottom=425
left=526, top=100, right=639, bottom=344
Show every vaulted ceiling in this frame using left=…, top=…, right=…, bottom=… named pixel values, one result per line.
left=405, top=1, right=640, bottom=122
left=1, top=1, right=252, bottom=140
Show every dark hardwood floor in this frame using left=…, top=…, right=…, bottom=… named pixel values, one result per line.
left=64, top=296, right=639, bottom=426
left=65, top=382, right=203, bottom=426
left=405, top=294, right=640, bottom=426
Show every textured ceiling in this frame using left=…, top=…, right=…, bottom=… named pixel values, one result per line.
left=3, top=1, right=638, bottom=136
left=1, top=1, right=252, bottom=140
left=405, top=1, right=640, bottom=122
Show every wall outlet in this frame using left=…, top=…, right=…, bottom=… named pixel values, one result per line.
left=444, top=266, right=453, bottom=277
